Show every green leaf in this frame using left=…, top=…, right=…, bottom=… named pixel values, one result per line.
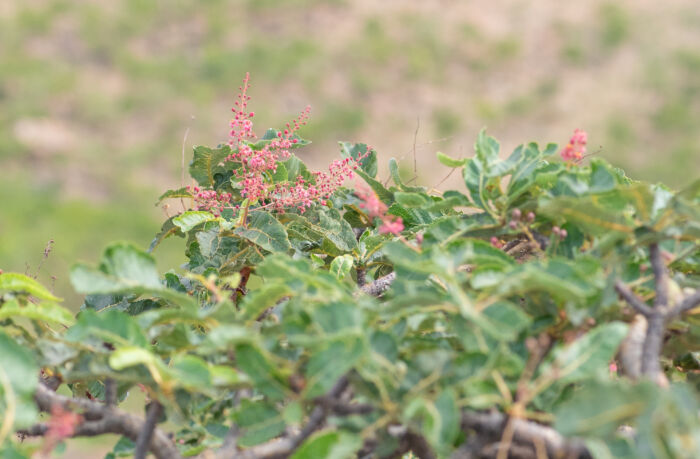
left=283, top=154, right=312, bottom=182
left=353, top=168, right=394, bottom=204
left=173, top=211, right=217, bottom=233
left=233, top=399, right=286, bottom=447
left=156, top=187, right=193, bottom=204
left=436, top=151, right=466, bottom=168
left=554, top=380, right=654, bottom=437
left=476, top=301, right=532, bottom=341
left=329, top=255, right=354, bottom=280
left=339, top=141, right=377, bottom=178
left=189, top=145, right=231, bottom=187
left=271, top=161, right=288, bottom=183
left=542, top=322, right=629, bottom=384
left=394, top=191, right=432, bottom=208
left=149, top=216, right=183, bottom=252
left=235, top=344, right=288, bottom=400
left=67, top=309, right=149, bottom=348
left=0, top=272, right=61, bottom=301
left=388, top=158, right=424, bottom=192
left=506, top=143, right=544, bottom=203
left=0, top=299, right=74, bottom=326
left=71, top=242, right=161, bottom=293
left=539, top=196, right=634, bottom=235
left=304, top=336, right=364, bottom=398
left=235, top=212, right=291, bottom=253
left=70, top=243, right=198, bottom=309
left=170, top=354, right=212, bottom=389
left=291, top=430, right=362, bottom=459
left=240, top=283, right=290, bottom=320
left=0, top=331, right=39, bottom=429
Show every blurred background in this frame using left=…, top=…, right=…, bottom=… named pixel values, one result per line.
left=2, top=0, right=699, bottom=307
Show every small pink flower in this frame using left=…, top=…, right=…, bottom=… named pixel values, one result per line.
left=560, top=129, right=587, bottom=161
left=379, top=217, right=404, bottom=236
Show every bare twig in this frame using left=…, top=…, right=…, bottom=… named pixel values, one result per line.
left=134, top=401, right=164, bottom=459
left=614, top=281, right=653, bottom=317
left=413, top=116, right=420, bottom=176
left=104, top=378, right=116, bottom=407
left=360, top=272, right=396, bottom=296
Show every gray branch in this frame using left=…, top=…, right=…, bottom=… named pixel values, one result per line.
left=360, top=272, right=396, bottom=296
left=670, top=289, right=700, bottom=316
left=33, top=384, right=182, bottom=459
left=461, top=410, right=591, bottom=459
left=649, top=243, right=668, bottom=308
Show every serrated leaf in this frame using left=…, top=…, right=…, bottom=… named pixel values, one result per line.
left=189, top=145, right=231, bottom=187
left=235, top=212, right=291, bottom=253
left=173, top=211, right=217, bottom=233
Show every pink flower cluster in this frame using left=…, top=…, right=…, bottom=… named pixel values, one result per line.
left=190, top=73, right=368, bottom=215
left=271, top=156, right=359, bottom=211
left=560, top=129, right=587, bottom=161
left=186, top=186, right=232, bottom=217
left=356, top=185, right=404, bottom=236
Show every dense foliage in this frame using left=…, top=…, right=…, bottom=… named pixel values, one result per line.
left=1, top=84, right=699, bottom=458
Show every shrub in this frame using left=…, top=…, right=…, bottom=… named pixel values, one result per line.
left=1, top=76, right=699, bottom=458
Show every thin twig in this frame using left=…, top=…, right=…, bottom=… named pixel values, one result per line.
left=104, top=378, right=116, bottom=407
left=134, top=401, right=164, bottom=459
left=614, top=281, right=653, bottom=317
left=413, top=116, right=420, bottom=176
